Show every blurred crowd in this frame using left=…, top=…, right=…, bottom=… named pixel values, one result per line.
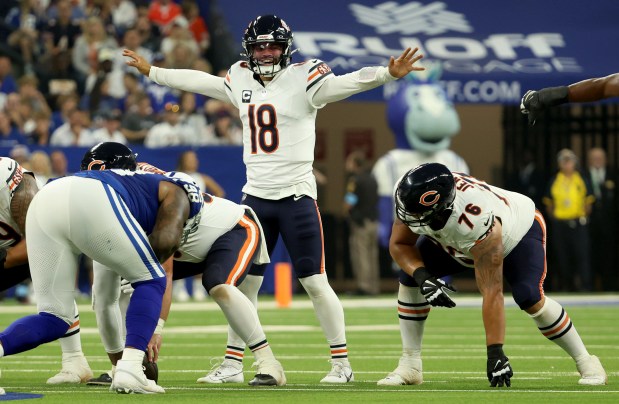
left=0, top=0, right=243, bottom=149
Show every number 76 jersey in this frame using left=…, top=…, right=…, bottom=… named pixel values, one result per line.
left=409, top=173, right=536, bottom=264
left=223, top=59, right=333, bottom=200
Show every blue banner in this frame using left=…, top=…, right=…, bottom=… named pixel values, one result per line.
left=218, top=0, right=619, bottom=103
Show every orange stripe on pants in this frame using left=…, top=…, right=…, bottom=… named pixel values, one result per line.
left=226, top=215, right=259, bottom=285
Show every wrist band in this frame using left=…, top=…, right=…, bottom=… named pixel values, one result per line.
left=154, top=318, right=165, bottom=335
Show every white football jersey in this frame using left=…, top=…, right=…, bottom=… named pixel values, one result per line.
left=224, top=59, right=333, bottom=200
left=0, top=158, right=31, bottom=250
left=137, top=162, right=269, bottom=265
left=405, top=172, right=535, bottom=267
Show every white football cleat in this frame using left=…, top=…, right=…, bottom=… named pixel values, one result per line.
left=577, top=355, right=607, bottom=386
left=377, top=357, right=423, bottom=386
left=111, top=359, right=165, bottom=394
left=197, top=359, right=244, bottom=384
left=248, top=358, right=286, bottom=386
left=47, top=353, right=93, bottom=384
left=320, top=360, right=354, bottom=383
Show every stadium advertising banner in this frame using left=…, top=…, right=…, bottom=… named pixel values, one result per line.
left=218, top=0, right=619, bottom=103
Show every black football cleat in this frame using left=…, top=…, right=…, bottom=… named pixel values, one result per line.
left=86, top=373, right=113, bottom=386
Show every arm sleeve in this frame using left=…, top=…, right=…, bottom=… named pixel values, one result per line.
left=311, top=66, right=397, bottom=107
left=149, top=66, right=231, bottom=102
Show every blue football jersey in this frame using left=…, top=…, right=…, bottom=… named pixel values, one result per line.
left=74, top=169, right=203, bottom=234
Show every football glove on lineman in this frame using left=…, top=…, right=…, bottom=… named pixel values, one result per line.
left=412, top=267, right=456, bottom=308
left=487, top=344, right=513, bottom=387
left=120, top=278, right=134, bottom=295
left=520, top=86, right=569, bottom=125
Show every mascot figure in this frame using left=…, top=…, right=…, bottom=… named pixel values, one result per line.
left=372, top=61, right=469, bottom=248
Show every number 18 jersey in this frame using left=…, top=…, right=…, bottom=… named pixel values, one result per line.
left=224, top=60, right=333, bottom=200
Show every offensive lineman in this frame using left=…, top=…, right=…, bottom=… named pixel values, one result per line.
left=85, top=147, right=285, bottom=387
left=378, top=163, right=607, bottom=387
left=123, top=14, right=425, bottom=383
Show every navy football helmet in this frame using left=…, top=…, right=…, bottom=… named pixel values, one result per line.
left=395, top=163, right=456, bottom=228
left=81, top=142, right=137, bottom=171
left=242, top=15, right=294, bottom=77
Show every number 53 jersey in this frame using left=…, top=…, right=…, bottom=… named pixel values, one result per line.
left=408, top=173, right=536, bottom=264
left=224, top=59, right=333, bottom=200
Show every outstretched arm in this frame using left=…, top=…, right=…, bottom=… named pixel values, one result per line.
left=312, top=47, right=424, bottom=105
left=568, top=73, right=619, bottom=102
left=123, top=49, right=231, bottom=102
left=521, top=73, right=619, bottom=125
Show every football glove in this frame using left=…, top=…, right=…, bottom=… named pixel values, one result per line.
left=120, top=278, right=134, bottom=295
left=487, top=344, right=513, bottom=387
left=520, top=86, right=569, bottom=125
left=412, top=267, right=456, bottom=308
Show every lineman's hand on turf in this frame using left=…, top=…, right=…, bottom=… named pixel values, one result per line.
left=487, top=344, right=513, bottom=387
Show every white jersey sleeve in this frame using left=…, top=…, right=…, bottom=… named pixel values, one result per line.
left=311, top=65, right=396, bottom=107
left=148, top=66, right=231, bottom=102
left=0, top=158, right=32, bottom=249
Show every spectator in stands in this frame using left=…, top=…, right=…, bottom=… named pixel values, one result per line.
left=209, top=106, right=242, bottom=145
left=82, top=109, right=127, bottom=146
left=147, top=0, right=182, bottom=34
left=8, top=144, right=31, bottom=168
left=71, top=16, right=118, bottom=87
left=82, top=48, right=122, bottom=117
left=161, top=17, right=199, bottom=68
left=29, top=150, right=52, bottom=187
left=0, top=56, right=18, bottom=107
left=38, top=0, right=82, bottom=81
left=49, top=108, right=90, bottom=146
left=122, top=72, right=143, bottom=111
left=110, top=0, right=138, bottom=37
left=120, top=92, right=157, bottom=145
left=134, top=14, right=161, bottom=53
left=26, top=111, right=51, bottom=145
left=119, top=28, right=153, bottom=76
left=17, top=74, right=51, bottom=117
left=584, top=148, right=618, bottom=291
left=179, top=91, right=211, bottom=145
left=543, top=149, right=594, bottom=292
left=5, top=0, right=45, bottom=75
left=50, top=149, right=70, bottom=178
left=0, top=110, right=27, bottom=147
left=50, top=92, right=79, bottom=131
left=144, top=102, right=196, bottom=147
left=343, top=150, right=380, bottom=296
left=144, top=53, right=180, bottom=114
left=182, top=0, right=209, bottom=53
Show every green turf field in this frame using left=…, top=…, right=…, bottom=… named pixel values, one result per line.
left=0, top=294, right=617, bottom=403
